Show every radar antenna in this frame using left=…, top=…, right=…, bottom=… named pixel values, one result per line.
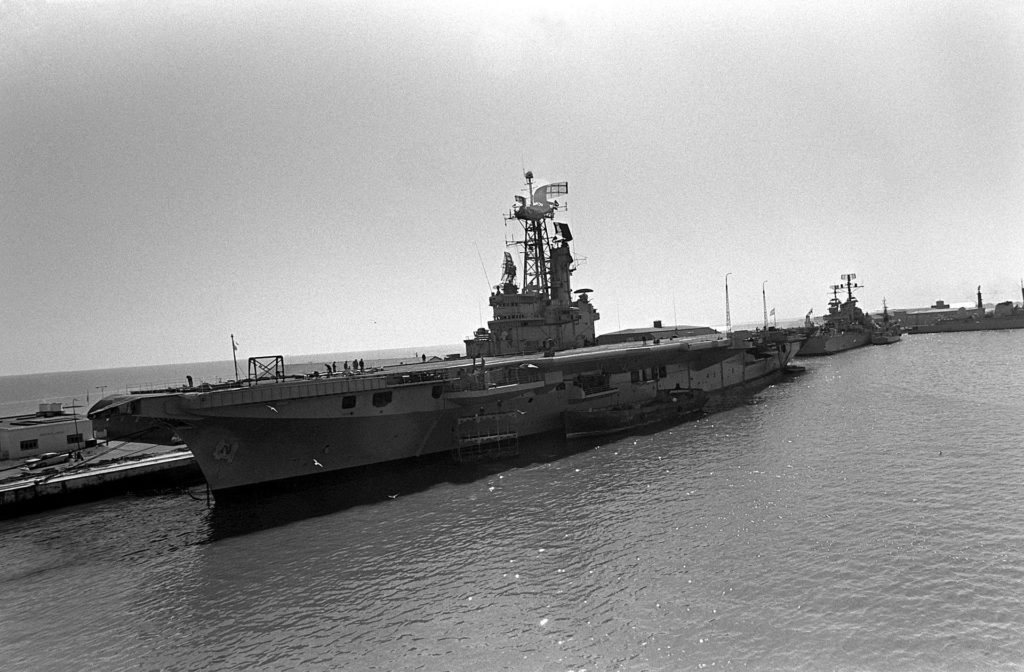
left=507, top=170, right=569, bottom=297
left=498, top=251, right=517, bottom=293
left=840, top=273, right=862, bottom=302
left=828, top=284, right=843, bottom=312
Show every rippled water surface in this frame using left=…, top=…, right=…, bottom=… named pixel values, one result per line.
left=3, top=332, right=1024, bottom=671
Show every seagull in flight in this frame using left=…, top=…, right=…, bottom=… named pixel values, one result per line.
left=313, top=458, right=324, bottom=468
left=266, top=405, right=278, bottom=413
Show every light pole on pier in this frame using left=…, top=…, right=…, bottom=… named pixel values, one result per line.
left=762, top=280, right=769, bottom=331
left=70, top=398, right=82, bottom=453
left=725, top=273, right=733, bottom=335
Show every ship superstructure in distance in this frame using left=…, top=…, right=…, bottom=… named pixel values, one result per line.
left=903, top=284, right=1024, bottom=334
left=90, top=171, right=803, bottom=496
left=869, top=300, right=902, bottom=345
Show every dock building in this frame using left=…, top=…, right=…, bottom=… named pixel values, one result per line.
left=0, top=404, right=94, bottom=460
left=890, top=300, right=977, bottom=329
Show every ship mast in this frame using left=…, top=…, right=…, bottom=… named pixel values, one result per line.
left=827, top=273, right=861, bottom=317
left=840, top=273, right=861, bottom=304
left=519, top=171, right=551, bottom=296
left=827, top=284, right=843, bottom=313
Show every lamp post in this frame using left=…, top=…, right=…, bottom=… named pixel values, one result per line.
left=725, top=273, right=733, bottom=335
left=762, top=280, right=769, bottom=331
left=71, top=397, right=81, bottom=453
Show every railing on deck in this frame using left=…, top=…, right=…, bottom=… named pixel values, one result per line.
left=128, top=379, right=246, bottom=395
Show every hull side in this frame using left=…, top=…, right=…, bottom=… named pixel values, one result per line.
left=114, top=339, right=800, bottom=493
left=798, top=330, right=871, bottom=356
left=181, top=411, right=460, bottom=492
left=910, top=317, right=1024, bottom=334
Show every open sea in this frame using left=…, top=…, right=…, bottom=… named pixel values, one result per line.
left=2, top=331, right=1023, bottom=671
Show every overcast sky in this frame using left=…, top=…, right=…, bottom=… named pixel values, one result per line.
left=3, top=0, right=1022, bottom=375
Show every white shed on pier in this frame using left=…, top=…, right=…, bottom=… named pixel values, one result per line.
left=0, top=404, right=94, bottom=460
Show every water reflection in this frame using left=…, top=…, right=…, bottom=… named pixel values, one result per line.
left=203, top=432, right=605, bottom=541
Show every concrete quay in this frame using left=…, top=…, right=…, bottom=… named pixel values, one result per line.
left=0, top=440, right=203, bottom=518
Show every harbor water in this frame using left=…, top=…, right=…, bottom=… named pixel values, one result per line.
left=2, top=332, right=1023, bottom=670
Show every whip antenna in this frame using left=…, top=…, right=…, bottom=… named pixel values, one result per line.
left=474, top=242, right=491, bottom=291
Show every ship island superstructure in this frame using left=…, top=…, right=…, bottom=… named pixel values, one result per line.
left=90, top=172, right=803, bottom=496
left=466, top=172, right=599, bottom=357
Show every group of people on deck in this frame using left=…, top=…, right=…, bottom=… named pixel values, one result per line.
left=316, top=359, right=364, bottom=378
left=314, top=352, right=430, bottom=378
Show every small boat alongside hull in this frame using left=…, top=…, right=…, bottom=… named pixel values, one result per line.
left=565, top=388, right=708, bottom=439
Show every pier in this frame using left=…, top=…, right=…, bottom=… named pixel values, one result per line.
left=0, top=441, right=202, bottom=518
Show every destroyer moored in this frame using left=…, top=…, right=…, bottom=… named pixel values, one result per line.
left=870, top=300, right=902, bottom=345
left=798, top=274, right=874, bottom=356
